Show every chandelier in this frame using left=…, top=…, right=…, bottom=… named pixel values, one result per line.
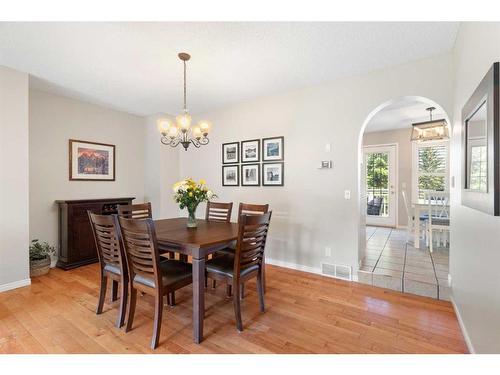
left=157, top=53, right=211, bottom=151
left=411, top=107, right=449, bottom=142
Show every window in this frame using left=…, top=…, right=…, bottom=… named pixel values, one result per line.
left=468, top=141, right=487, bottom=191
left=412, top=140, right=449, bottom=203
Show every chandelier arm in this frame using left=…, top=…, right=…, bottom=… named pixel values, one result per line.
left=160, top=136, right=172, bottom=146
left=198, top=137, right=209, bottom=146
left=190, top=138, right=201, bottom=148
left=170, top=137, right=182, bottom=147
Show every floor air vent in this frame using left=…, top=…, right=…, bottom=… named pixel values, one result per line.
left=321, top=262, right=352, bottom=281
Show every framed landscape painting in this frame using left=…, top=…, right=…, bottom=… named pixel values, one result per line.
left=241, top=139, right=260, bottom=163
left=69, top=139, right=115, bottom=181
left=262, top=136, right=284, bottom=161
left=262, top=162, right=284, bottom=186
left=222, top=142, right=239, bottom=164
left=222, top=165, right=239, bottom=186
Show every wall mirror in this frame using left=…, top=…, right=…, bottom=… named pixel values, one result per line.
left=462, top=62, right=500, bottom=215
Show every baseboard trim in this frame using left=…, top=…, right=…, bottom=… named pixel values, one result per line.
left=266, top=258, right=321, bottom=275
left=0, top=278, right=31, bottom=293
left=450, top=296, right=475, bottom=354
left=266, top=258, right=358, bottom=282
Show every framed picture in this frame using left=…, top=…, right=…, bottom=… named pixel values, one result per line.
left=262, top=162, right=284, bottom=186
left=241, top=164, right=260, bottom=186
left=222, top=142, right=239, bottom=164
left=222, top=165, right=239, bottom=186
left=69, top=139, right=115, bottom=181
left=461, top=62, right=500, bottom=215
left=262, top=136, right=284, bottom=161
left=241, top=139, right=260, bottom=163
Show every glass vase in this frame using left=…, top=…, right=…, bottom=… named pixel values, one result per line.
left=187, top=205, right=198, bottom=228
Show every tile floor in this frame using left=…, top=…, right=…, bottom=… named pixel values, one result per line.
left=358, top=226, right=450, bottom=300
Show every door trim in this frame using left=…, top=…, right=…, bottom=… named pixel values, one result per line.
left=363, top=143, right=399, bottom=228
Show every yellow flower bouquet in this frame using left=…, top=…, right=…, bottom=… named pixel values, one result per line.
left=173, top=178, right=216, bottom=227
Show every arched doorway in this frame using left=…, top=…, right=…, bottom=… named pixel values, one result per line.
left=357, top=96, right=452, bottom=300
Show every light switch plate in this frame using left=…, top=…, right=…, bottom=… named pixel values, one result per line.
left=344, top=190, right=351, bottom=200
left=319, top=161, right=333, bottom=169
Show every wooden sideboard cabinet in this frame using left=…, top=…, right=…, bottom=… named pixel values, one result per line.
left=55, top=197, right=135, bottom=270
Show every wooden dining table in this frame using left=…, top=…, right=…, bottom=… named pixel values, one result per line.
left=154, top=217, right=238, bottom=343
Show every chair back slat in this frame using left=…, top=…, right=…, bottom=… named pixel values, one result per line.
left=238, top=203, right=269, bottom=221
left=206, top=201, right=233, bottom=222
left=118, top=203, right=152, bottom=219
left=118, top=216, right=161, bottom=289
left=88, top=212, right=125, bottom=273
left=234, top=212, right=272, bottom=274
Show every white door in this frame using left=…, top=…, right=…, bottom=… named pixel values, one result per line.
left=363, top=145, right=397, bottom=227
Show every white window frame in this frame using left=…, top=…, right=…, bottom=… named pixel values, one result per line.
left=411, top=139, right=449, bottom=204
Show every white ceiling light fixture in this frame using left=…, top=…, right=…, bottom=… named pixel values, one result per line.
left=411, top=107, right=449, bottom=142
left=157, top=53, right=211, bottom=151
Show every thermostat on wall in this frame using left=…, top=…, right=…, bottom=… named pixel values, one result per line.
left=319, top=161, right=333, bottom=169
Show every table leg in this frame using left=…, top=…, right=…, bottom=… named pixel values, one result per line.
left=192, top=253, right=205, bottom=343
left=414, top=205, right=420, bottom=249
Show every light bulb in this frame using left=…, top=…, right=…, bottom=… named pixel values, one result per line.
left=192, top=126, right=202, bottom=139
left=199, top=120, right=211, bottom=134
left=157, top=118, right=172, bottom=134
left=176, top=113, right=192, bottom=130
left=167, top=126, right=179, bottom=138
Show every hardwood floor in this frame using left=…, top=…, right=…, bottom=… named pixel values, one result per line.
left=0, top=263, right=467, bottom=354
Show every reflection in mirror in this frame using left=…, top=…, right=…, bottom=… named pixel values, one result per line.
left=466, top=101, right=487, bottom=192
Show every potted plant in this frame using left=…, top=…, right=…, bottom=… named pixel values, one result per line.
left=29, top=239, right=56, bottom=277
left=173, top=178, right=216, bottom=228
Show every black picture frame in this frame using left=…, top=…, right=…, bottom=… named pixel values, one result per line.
left=461, top=62, right=500, bottom=215
left=222, top=142, right=239, bottom=164
left=241, top=139, right=260, bottom=163
left=241, top=163, right=261, bottom=186
left=262, top=162, right=284, bottom=186
left=222, top=165, right=239, bottom=186
left=262, top=136, right=284, bottom=161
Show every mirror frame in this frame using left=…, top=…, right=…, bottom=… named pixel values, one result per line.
left=461, top=62, right=500, bottom=215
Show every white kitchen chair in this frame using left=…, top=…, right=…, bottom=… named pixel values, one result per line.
left=424, top=191, right=450, bottom=252
left=402, top=190, right=428, bottom=246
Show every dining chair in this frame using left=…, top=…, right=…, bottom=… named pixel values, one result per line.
left=117, top=202, right=152, bottom=219
left=424, top=191, right=450, bottom=252
left=205, top=202, right=233, bottom=288
left=88, top=212, right=128, bottom=328
left=401, top=190, right=428, bottom=246
left=118, top=202, right=176, bottom=260
left=239, top=203, right=270, bottom=218
left=118, top=216, right=192, bottom=349
left=205, top=201, right=233, bottom=222
left=216, top=202, right=269, bottom=297
left=205, top=211, right=272, bottom=332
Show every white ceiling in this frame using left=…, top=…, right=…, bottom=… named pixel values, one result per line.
left=365, top=98, right=447, bottom=133
left=0, top=22, right=459, bottom=116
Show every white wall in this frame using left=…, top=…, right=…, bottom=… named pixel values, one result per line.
left=144, top=114, right=180, bottom=219
left=0, top=66, right=30, bottom=290
left=449, top=22, right=500, bottom=354
left=363, top=128, right=413, bottom=228
left=29, top=90, right=147, bottom=251
left=179, top=54, right=453, bottom=274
